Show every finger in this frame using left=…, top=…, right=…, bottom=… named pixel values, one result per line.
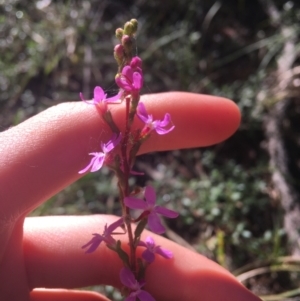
left=24, top=215, right=259, bottom=301
left=0, top=92, right=240, bottom=220
left=112, top=92, right=241, bottom=153
left=30, top=289, right=110, bottom=301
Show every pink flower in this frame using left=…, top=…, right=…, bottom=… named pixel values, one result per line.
left=130, top=56, right=142, bottom=72
left=79, top=133, right=122, bottom=174
left=120, top=267, right=155, bottom=301
left=82, top=218, right=124, bottom=253
left=138, top=236, right=173, bottom=263
left=124, top=186, right=179, bottom=234
left=80, top=86, right=122, bottom=105
left=115, top=65, right=143, bottom=93
left=137, top=102, right=175, bottom=135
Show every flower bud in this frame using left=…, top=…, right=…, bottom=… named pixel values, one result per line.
left=121, top=35, right=131, bottom=45
left=130, top=56, right=142, bottom=69
left=130, top=19, right=138, bottom=33
left=124, top=21, right=134, bottom=35
left=121, top=35, right=133, bottom=54
left=114, top=44, right=124, bottom=65
left=114, top=44, right=124, bottom=57
left=115, top=28, right=123, bottom=40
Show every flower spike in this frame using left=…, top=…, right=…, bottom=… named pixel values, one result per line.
left=80, top=20, right=179, bottom=300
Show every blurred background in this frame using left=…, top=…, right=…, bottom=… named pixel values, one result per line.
left=1, top=0, right=300, bottom=299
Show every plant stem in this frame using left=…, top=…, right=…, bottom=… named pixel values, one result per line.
left=120, top=96, right=137, bottom=274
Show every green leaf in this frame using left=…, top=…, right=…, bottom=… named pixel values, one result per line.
left=116, top=240, right=130, bottom=267
left=134, top=218, right=147, bottom=245
left=137, top=257, right=146, bottom=280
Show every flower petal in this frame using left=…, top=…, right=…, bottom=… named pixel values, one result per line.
left=93, top=86, right=106, bottom=103
left=102, top=133, right=122, bottom=153
left=147, top=212, right=165, bottom=234
left=124, top=197, right=147, bottom=210
left=153, top=113, right=175, bottom=135
left=115, top=66, right=139, bottom=92
left=158, top=113, right=171, bottom=127
left=144, top=186, right=156, bottom=207
left=133, top=72, right=143, bottom=90
left=137, top=240, right=147, bottom=248
left=106, top=217, right=124, bottom=234
left=155, top=206, right=179, bottom=218
left=106, top=90, right=123, bottom=103
left=137, top=290, right=156, bottom=301
left=78, top=155, right=98, bottom=174
left=155, top=124, right=175, bottom=135
left=82, top=234, right=103, bottom=253
left=137, top=102, right=150, bottom=124
left=90, top=154, right=105, bottom=172
left=142, top=249, right=155, bottom=263
left=156, top=246, right=173, bottom=259
left=122, top=65, right=134, bottom=81
left=145, top=236, right=155, bottom=246
left=79, top=92, right=86, bottom=102
left=115, top=75, right=132, bottom=91
left=120, top=267, right=137, bottom=289
left=79, top=92, right=95, bottom=105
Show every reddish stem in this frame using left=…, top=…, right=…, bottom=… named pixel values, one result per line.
left=120, top=96, right=137, bottom=274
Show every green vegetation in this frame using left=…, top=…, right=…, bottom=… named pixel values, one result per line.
left=2, top=0, right=300, bottom=299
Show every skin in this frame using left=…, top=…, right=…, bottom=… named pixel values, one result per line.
left=0, top=92, right=261, bottom=301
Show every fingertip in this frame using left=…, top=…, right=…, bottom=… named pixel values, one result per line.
left=135, top=92, right=241, bottom=153
left=144, top=234, right=259, bottom=301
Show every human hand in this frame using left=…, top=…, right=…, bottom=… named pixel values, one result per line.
left=0, top=92, right=260, bottom=301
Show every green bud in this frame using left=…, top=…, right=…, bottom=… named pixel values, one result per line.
left=130, top=19, right=138, bottom=33
left=115, top=28, right=123, bottom=40
left=124, top=21, right=134, bottom=35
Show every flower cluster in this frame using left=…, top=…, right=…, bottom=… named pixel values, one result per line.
left=78, top=19, right=177, bottom=301
left=115, top=62, right=143, bottom=94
